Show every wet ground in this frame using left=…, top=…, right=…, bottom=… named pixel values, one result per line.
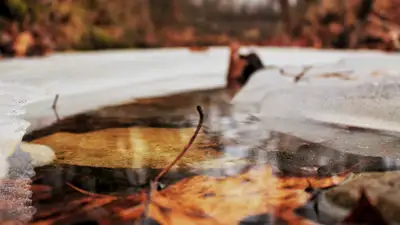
left=22, top=87, right=400, bottom=225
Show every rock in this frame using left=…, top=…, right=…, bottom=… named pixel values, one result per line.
left=318, top=171, right=400, bottom=224
left=19, top=142, right=55, bottom=168
left=0, top=118, right=30, bottom=179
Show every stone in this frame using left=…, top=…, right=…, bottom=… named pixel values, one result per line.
left=318, top=171, right=400, bottom=224
left=19, top=142, right=55, bottom=168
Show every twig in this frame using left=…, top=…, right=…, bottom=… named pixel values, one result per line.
left=50, top=106, right=204, bottom=223
left=142, top=106, right=204, bottom=221
left=294, top=66, right=312, bottom=83
left=153, top=105, right=204, bottom=183
left=66, top=182, right=115, bottom=198
left=52, top=94, right=60, bottom=122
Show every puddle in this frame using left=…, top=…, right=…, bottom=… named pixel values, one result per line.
left=17, top=88, right=400, bottom=224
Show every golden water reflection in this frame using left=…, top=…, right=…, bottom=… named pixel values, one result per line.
left=32, top=127, right=223, bottom=169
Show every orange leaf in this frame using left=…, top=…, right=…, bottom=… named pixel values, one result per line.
left=145, top=165, right=347, bottom=225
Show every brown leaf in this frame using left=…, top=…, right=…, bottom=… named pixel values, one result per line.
left=141, top=165, right=348, bottom=225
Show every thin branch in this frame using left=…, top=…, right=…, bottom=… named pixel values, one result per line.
left=154, top=106, right=204, bottom=183
left=66, top=106, right=204, bottom=222
left=294, top=66, right=312, bottom=83
left=66, top=182, right=115, bottom=198
left=52, top=94, right=60, bottom=122
left=142, top=106, right=204, bottom=222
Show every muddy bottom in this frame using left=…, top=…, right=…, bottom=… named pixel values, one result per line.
left=23, top=88, right=400, bottom=225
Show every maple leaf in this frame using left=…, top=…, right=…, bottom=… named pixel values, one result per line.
left=341, top=188, right=389, bottom=225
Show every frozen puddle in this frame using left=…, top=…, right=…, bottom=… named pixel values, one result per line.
left=0, top=47, right=398, bottom=155
left=0, top=47, right=399, bottom=159
left=0, top=47, right=399, bottom=224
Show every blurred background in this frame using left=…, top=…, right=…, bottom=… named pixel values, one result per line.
left=0, top=0, right=399, bottom=58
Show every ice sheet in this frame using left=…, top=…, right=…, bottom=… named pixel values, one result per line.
left=232, top=55, right=400, bottom=157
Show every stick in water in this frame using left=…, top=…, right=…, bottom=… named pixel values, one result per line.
left=142, top=106, right=204, bottom=221
left=153, top=105, right=204, bottom=183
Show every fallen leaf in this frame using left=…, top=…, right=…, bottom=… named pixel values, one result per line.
left=29, top=164, right=348, bottom=225
left=133, top=165, right=348, bottom=225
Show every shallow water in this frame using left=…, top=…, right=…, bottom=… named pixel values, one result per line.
left=18, top=88, right=400, bottom=225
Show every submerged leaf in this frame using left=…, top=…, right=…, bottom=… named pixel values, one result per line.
left=139, top=165, right=348, bottom=225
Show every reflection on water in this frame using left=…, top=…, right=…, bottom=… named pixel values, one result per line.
left=20, top=88, right=400, bottom=224
left=30, top=127, right=222, bottom=170
left=34, top=165, right=195, bottom=196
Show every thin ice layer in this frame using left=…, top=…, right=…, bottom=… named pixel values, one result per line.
left=260, top=117, right=400, bottom=157
left=0, top=82, right=50, bottom=104
left=233, top=59, right=400, bottom=133
left=232, top=58, right=400, bottom=157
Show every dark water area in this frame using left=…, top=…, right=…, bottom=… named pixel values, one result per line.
left=33, top=165, right=195, bottom=196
